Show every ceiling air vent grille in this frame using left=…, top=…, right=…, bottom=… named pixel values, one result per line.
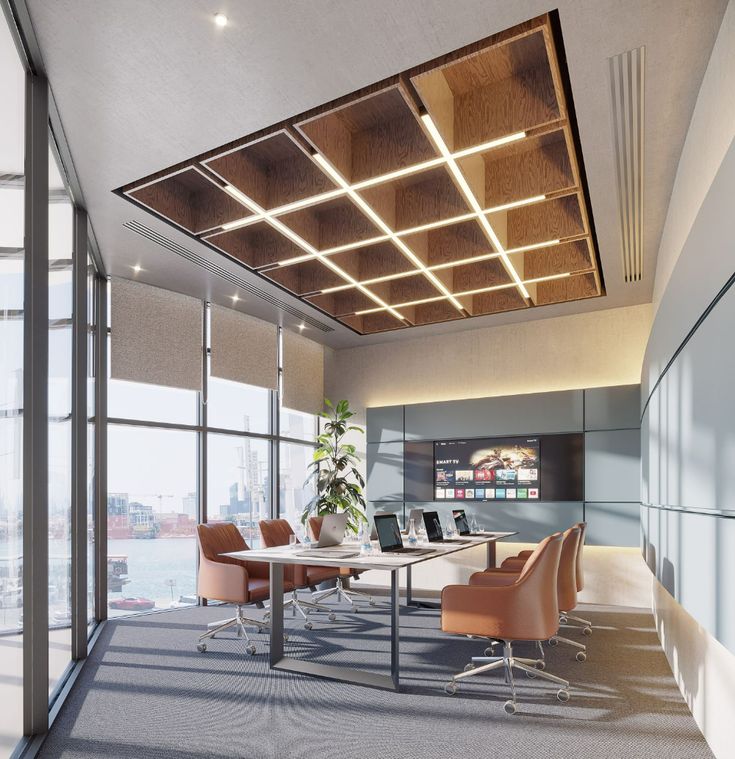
left=122, top=220, right=334, bottom=332
left=609, top=46, right=644, bottom=283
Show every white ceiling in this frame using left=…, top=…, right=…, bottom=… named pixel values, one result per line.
left=24, top=0, right=727, bottom=348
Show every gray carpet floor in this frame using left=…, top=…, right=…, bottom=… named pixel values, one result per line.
left=38, top=599, right=713, bottom=759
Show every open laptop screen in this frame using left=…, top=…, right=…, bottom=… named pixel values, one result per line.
left=423, top=511, right=443, bottom=542
left=452, top=509, right=470, bottom=535
left=374, top=514, right=404, bottom=552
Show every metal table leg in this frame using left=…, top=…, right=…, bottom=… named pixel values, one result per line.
left=487, top=540, right=497, bottom=569
left=270, top=562, right=400, bottom=691
left=390, top=569, right=400, bottom=689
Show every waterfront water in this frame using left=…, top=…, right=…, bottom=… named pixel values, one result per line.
left=108, top=537, right=197, bottom=616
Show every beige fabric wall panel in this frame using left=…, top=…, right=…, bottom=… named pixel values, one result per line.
left=111, top=277, right=202, bottom=391
left=327, top=303, right=653, bottom=413
left=210, top=305, right=277, bottom=389
left=282, top=330, right=324, bottom=414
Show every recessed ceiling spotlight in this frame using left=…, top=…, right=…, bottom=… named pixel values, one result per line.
left=231, top=294, right=239, bottom=303
left=213, top=12, right=228, bottom=27
left=132, top=264, right=142, bottom=273
left=297, top=323, right=306, bottom=331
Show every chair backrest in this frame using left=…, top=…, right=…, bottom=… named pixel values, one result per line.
left=557, top=526, right=581, bottom=611
left=573, top=521, right=587, bottom=592
left=308, top=516, right=323, bottom=541
left=259, top=518, right=295, bottom=548
left=512, top=532, right=563, bottom=640
left=197, top=522, right=247, bottom=565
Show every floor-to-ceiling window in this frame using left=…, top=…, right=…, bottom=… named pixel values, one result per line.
left=106, top=301, right=319, bottom=617
left=48, top=143, right=74, bottom=693
left=0, top=12, right=25, bottom=754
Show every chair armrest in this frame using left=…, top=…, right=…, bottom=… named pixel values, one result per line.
left=501, top=557, right=528, bottom=569
left=517, top=550, right=534, bottom=558
left=469, top=570, right=520, bottom=586
left=198, top=555, right=248, bottom=604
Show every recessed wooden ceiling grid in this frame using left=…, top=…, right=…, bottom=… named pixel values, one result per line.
left=119, top=13, right=603, bottom=335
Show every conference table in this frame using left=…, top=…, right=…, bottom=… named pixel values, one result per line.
left=225, top=531, right=517, bottom=691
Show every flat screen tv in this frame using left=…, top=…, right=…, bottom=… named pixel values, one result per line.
left=433, top=433, right=583, bottom=502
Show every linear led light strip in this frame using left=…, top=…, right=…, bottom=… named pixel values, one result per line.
left=217, top=130, right=528, bottom=234
left=421, top=113, right=531, bottom=301
left=312, top=152, right=465, bottom=312
left=354, top=272, right=573, bottom=315
left=272, top=195, right=545, bottom=268
left=317, top=238, right=562, bottom=294
left=222, top=184, right=405, bottom=321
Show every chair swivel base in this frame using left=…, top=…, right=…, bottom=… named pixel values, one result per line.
left=197, top=604, right=270, bottom=655
left=445, top=641, right=570, bottom=714
left=283, top=590, right=337, bottom=630
left=549, top=633, right=587, bottom=662
left=312, top=577, right=377, bottom=610
left=560, top=612, right=593, bottom=635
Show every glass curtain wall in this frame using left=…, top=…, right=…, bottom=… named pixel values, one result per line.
left=48, top=144, right=74, bottom=693
left=107, top=304, right=318, bottom=617
left=0, top=13, right=25, bottom=755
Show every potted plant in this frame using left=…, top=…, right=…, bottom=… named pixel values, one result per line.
left=302, top=399, right=367, bottom=534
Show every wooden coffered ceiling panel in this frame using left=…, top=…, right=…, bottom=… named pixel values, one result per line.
left=118, top=13, right=603, bottom=335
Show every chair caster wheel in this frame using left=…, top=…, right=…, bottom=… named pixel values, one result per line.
left=444, top=682, right=458, bottom=695
left=548, top=638, right=559, bottom=647
left=328, top=613, right=336, bottom=622
left=464, top=663, right=475, bottom=672
left=576, top=651, right=587, bottom=662
left=304, top=621, right=313, bottom=630
left=196, top=643, right=207, bottom=653
left=503, top=700, right=517, bottom=715
left=536, top=660, right=546, bottom=671
left=525, top=668, right=537, bottom=679
left=484, top=646, right=496, bottom=656
left=557, top=689, right=570, bottom=703
left=246, top=644, right=256, bottom=655
left=559, top=615, right=568, bottom=624
left=583, top=627, right=592, bottom=636
left=210, top=634, right=216, bottom=639
left=369, top=599, right=375, bottom=606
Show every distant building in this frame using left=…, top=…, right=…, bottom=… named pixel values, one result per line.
left=181, top=492, right=197, bottom=519
left=108, top=492, right=129, bottom=517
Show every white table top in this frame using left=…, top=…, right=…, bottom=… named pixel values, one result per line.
left=223, top=531, right=517, bottom=571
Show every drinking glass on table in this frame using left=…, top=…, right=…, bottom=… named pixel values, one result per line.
left=470, top=515, right=479, bottom=533
left=289, top=534, right=298, bottom=550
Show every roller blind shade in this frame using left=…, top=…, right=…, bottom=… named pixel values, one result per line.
left=210, top=305, right=278, bottom=389
left=111, top=277, right=203, bottom=391
left=282, top=330, right=324, bottom=415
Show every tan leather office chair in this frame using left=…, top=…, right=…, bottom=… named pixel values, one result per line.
left=441, top=532, right=570, bottom=714
left=259, top=519, right=338, bottom=629
left=491, top=526, right=587, bottom=661
left=505, top=521, right=592, bottom=635
left=307, top=516, right=375, bottom=607
left=196, top=522, right=288, bottom=655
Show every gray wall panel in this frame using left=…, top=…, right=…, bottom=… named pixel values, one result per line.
left=584, top=384, right=641, bottom=430
left=640, top=139, right=735, bottom=655
left=404, top=390, right=583, bottom=441
left=366, top=405, right=404, bottom=443
left=366, top=442, right=403, bottom=502
left=642, top=505, right=735, bottom=655
left=585, top=429, right=641, bottom=502
left=585, top=502, right=640, bottom=547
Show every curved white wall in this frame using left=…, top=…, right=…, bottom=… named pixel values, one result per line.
left=641, top=5, right=735, bottom=757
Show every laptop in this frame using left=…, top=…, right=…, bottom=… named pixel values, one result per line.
left=452, top=509, right=481, bottom=537
left=373, top=513, right=434, bottom=555
left=423, top=511, right=471, bottom=544
left=314, top=512, right=348, bottom=547
left=406, top=508, right=424, bottom=531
